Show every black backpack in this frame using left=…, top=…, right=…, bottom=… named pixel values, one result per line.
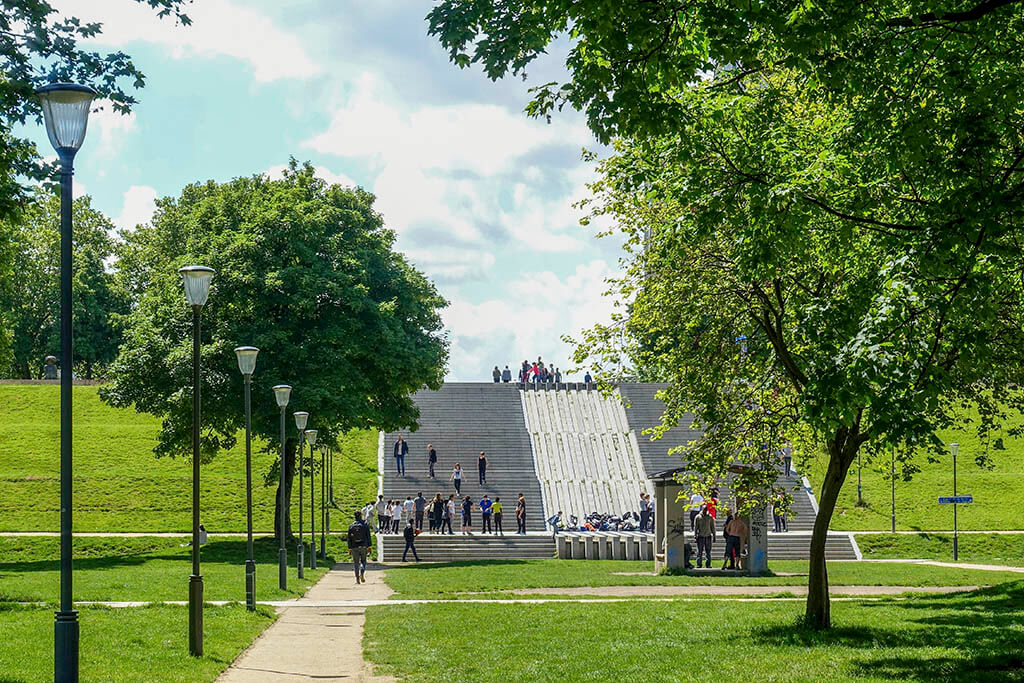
left=347, top=522, right=364, bottom=547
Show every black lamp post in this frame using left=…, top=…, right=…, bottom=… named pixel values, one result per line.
left=273, top=385, right=292, bottom=589
left=326, top=445, right=332, bottom=535
left=320, top=445, right=326, bottom=559
left=950, top=442, right=960, bottom=561
left=36, top=80, right=96, bottom=683
left=294, top=412, right=309, bottom=578
left=310, top=431, right=317, bottom=571
left=306, top=431, right=319, bottom=560
left=179, top=265, right=215, bottom=657
left=234, top=346, right=259, bottom=611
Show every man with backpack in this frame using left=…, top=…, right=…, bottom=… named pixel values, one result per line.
left=402, top=520, right=420, bottom=561
left=347, top=510, right=372, bottom=584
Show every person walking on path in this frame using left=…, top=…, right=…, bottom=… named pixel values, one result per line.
left=694, top=505, right=715, bottom=569
left=478, top=452, right=488, bottom=485
left=375, top=495, right=387, bottom=533
left=493, top=497, right=504, bottom=535
left=393, top=435, right=409, bottom=476
left=443, top=494, right=455, bottom=535
left=461, top=496, right=474, bottom=534
left=402, top=520, right=420, bottom=562
left=414, top=492, right=427, bottom=532
left=492, top=365, right=501, bottom=383
left=480, top=494, right=493, bottom=534
left=346, top=510, right=372, bottom=583
left=430, top=493, right=444, bottom=534
left=502, top=365, right=512, bottom=382
left=515, top=493, right=527, bottom=534
left=451, top=463, right=463, bottom=494
left=427, top=444, right=438, bottom=479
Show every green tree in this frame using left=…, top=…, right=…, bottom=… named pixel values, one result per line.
left=429, top=1, right=1024, bottom=627
left=0, top=1, right=189, bottom=220
left=2, top=192, right=128, bottom=379
left=101, top=162, right=449, bottom=540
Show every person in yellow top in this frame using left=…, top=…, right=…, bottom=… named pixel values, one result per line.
left=492, top=497, right=504, bottom=535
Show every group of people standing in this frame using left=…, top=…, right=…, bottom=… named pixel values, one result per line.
left=369, top=491, right=530, bottom=539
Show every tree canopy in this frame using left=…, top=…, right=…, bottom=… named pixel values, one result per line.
left=1, top=193, right=128, bottom=379
left=100, top=161, right=449, bottom=535
left=429, top=1, right=1024, bottom=627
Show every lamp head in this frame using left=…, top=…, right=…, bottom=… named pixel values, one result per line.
left=178, top=265, right=215, bottom=308
left=293, top=411, right=309, bottom=431
left=950, top=442, right=960, bottom=457
left=272, top=384, right=292, bottom=408
left=305, top=429, right=318, bottom=447
left=234, top=346, right=259, bottom=376
left=35, top=82, right=97, bottom=160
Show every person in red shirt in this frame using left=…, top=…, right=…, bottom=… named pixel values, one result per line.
left=530, top=362, right=540, bottom=382
left=706, top=491, right=718, bottom=519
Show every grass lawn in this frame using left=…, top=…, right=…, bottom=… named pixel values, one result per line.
left=858, top=532, right=1024, bottom=566
left=381, top=559, right=1024, bottom=599
left=0, top=535, right=352, bottom=603
left=0, top=385, right=377, bottom=531
left=364, top=581, right=1024, bottom=681
left=802, top=406, right=1024, bottom=531
left=0, top=603, right=273, bottom=682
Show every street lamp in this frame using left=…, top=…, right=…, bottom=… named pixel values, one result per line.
left=950, top=442, right=960, bottom=561
left=234, top=346, right=259, bottom=611
left=306, top=432, right=320, bottom=555
left=320, top=442, right=327, bottom=560
left=309, top=429, right=317, bottom=571
left=890, top=447, right=896, bottom=534
left=179, top=264, right=215, bottom=657
left=36, top=80, right=96, bottom=683
left=273, top=385, right=292, bottom=589
left=325, top=443, right=331, bottom=536
left=293, top=411, right=309, bottom=578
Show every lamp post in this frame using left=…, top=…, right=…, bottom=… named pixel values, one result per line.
left=36, top=81, right=96, bottom=683
left=950, top=442, right=960, bottom=561
left=293, top=412, right=309, bottom=578
left=234, top=346, right=259, bottom=611
left=320, top=445, right=326, bottom=559
left=857, top=451, right=863, bottom=506
left=306, top=431, right=319, bottom=557
left=890, top=447, right=896, bottom=534
left=326, top=445, right=331, bottom=535
left=179, top=265, right=215, bottom=657
left=273, top=385, right=292, bottom=589
left=310, top=432, right=317, bottom=570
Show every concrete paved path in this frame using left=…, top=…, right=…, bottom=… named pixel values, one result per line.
left=217, top=562, right=394, bottom=683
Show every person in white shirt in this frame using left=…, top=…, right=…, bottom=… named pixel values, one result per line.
left=391, top=501, right=402, bottom=534
left=375, top=495, right=387, bottom=532
left=403, top=496, right=414, bottom=523
left=689, top=492, right=705, bottom=531
left=362, top=502, right=375, bottom=531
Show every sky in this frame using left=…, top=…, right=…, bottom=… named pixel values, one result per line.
left=27, top=0, right=625, bottom=381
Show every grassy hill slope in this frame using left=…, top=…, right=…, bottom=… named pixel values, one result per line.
left=0, top=385, right=377, bottom=532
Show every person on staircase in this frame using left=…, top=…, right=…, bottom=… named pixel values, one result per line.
left=694, top=505, right=716, bottom=569
left=492, top=365, right=501, bottom=383
left=390, top=499, right=402, bottom=534
left=443, top=494, right=455, bottom=535
left=346, top=510, right=372, bottom=583
left=414, top=492, right=427, bottom=532
left=502, top=365, right=512, bottom=382
left=375, top=495, right=387, bottom=533
left=478, top=452, right=488, bottom=485
left=480, top=494, right=493, bottom=534
left=427, top=444, right=438, bottom=479
left=515, top=493, right=527, bottom=534
left=430, top=493, right=444, bottom=534
left=461, top=496, right=474, bottom=534
left=493, top=497, right=504, bottom=535
left=393, top=434, right=408, bottom=476
left=451, top=463, right=463, bottom=494
left=402, top=520, right=420, bottom=562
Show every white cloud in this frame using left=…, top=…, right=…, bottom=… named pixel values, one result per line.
left=443, top=260, right=620, bottom=381
left=54, top=0, right=321, bottom=82
left=264, top=164, right=358, bottom=188
left=114, top=185, right=159, bottom=232
left=87, top=100, right=137, bottom=158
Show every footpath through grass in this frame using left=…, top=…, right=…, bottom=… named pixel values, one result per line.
left=381, top=559, right=1024, bottom=599
left=858, top=532, right=1024, bottom=567
left=0, top=385, right=378, bottom=531
left=364, top=581, right=1024, bottom=681
left=0, top=536, right=350, bottom=603
left=0, top=603, right=272, bottom=682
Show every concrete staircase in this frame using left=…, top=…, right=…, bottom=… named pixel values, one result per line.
left=380, top=383, right=546, bottom=532
left=378, top=532, right=555, bottom=562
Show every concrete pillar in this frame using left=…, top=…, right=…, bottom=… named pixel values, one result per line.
left=654, top=481, right=667, bottom=572
left=746, top=501, right=769, bottom=575
left=664, top=483, right=687, bottom=569
left=557, top=535, right=570, bottom=559
left=625, top=533, right=638, bottom=560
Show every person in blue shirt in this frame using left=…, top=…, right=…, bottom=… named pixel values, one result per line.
left=479, top=494, right=493, bottom=534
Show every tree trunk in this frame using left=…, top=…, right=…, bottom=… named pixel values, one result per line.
left=805, top=434, right=858, bottom=629
left=273, top=437, right=297, bottom=542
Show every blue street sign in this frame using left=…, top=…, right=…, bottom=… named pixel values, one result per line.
left=938, top=495, right=973, bottom=504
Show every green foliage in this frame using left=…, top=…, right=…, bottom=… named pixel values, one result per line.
left=0, top=1, right=190, bottom=220
left=857, top=533, right=1024, bottom=567
left=365, top=583, right=1024, bottom=680
left=0, top=385, right=378, bottom=532
left=103, top=161, right=447, bottom=460
left=0, top=604, right=271, bottom=682
left=1, top=192, right=128, bottom=379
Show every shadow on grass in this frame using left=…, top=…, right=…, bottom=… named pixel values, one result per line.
left=750, top=581, right=1024, bottom=681
left=382, top=559, right=537, bottom=571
